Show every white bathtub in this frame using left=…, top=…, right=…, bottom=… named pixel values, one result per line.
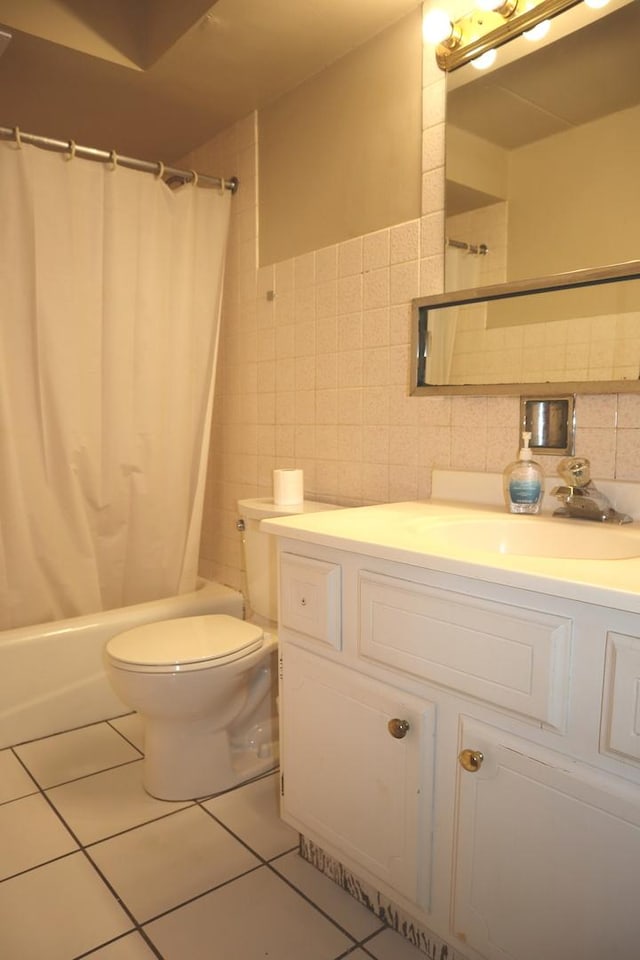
left=0, top=579, right=244, bottom=749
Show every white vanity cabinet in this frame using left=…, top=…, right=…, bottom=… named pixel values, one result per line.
left=275, top=540, right=640, bottom=960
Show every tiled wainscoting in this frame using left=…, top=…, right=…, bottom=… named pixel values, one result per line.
left=0, top=716, right=425, bottom=960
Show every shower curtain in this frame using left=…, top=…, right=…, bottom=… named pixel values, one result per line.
left=0, top=140, right=231, bottom=630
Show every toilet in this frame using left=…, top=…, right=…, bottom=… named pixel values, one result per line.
left=105, top=497, right=337, bottom=801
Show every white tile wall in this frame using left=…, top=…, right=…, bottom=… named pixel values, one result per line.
left=177, top=19, right=640, bottom=590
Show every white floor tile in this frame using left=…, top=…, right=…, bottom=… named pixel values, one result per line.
left=0, top=852, right=133, bottom=960
left=82, top=932, right=159, bottom=959
left=0, top=749, right=38, bottom=804
left=272, top=850, right=384, bottom=941
left=46, top=761, right=191, bottom=844
left=15, top=722, right=142, bottom=788
left=144, top=865, right=354, bottom=960
left=88, top=805, right=260, bottom=922
left=109, top=713, right=145, bottom=753
left=201, top=771, right=298, bottom=859
left=364, top=927, right=428, bottom=959
left=0, top=794, right=78, bottom=880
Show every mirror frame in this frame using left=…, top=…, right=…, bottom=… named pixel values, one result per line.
left=410, top=261, right=640, bottom=397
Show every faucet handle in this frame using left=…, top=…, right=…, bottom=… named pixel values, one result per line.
left=558, top=457, right=591, bottom=488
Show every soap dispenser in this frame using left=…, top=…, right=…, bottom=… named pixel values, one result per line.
left=504, top=431, right=544, bottom=514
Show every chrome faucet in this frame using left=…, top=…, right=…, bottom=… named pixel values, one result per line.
left=551, top=458, right=631, bottom=524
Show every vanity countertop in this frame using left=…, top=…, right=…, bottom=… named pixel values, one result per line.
left=262, top=499, right=640, bottom=615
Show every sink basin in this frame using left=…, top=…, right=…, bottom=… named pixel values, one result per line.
left=420, top=516, right=640, bottom=560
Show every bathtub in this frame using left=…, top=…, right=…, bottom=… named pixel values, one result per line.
left=0, top=579, right=244, bottom=749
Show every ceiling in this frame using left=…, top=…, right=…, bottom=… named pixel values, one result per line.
left=0, top=0, right=421, bottom=163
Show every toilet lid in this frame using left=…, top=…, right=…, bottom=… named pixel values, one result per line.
left=106, top=615, right=264, bottom=668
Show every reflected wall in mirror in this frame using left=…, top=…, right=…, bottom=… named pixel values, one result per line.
left=445, top=0, right=640, bottom=293
left=411, top=262, right=640, bottom=396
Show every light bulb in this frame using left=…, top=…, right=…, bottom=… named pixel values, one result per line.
left=423, top=9, right=454, bottom=44
left=471, top=48, right=497, bottom=69
left=523, top=19, right=550, bottom=40
left=584, top=0, right=610, bottom=8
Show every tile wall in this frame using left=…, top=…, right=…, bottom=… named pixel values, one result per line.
left=180, top=13, right=640, bottom=592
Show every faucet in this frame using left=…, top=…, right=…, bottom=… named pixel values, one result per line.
left=551, top=457, right=632, bottom=524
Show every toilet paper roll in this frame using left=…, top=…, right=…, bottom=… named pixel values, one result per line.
left=273, top=468, right=304, bottom=506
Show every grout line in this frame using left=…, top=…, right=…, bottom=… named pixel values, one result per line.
left=80, top=802, right=197, bottom=850
left=73, top=927, right=165, bottom=960
left=5, top=714, right=134, bottom=750
left=137, top=861, right=266, bottom=927
left=0, top=848, right=79, bottom=885
left=41, top=755, right=144, bottom=791
left=106, top=714, right=145, bottom=755
left=264, top=857, right=366, bottom=948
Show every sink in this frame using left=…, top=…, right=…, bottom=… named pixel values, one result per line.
left=420, top=516, right=640, bottom=560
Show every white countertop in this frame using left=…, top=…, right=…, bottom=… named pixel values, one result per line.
left=262, top=499, right=640, bottom=615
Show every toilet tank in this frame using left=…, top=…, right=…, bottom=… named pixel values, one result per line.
left=237, top=498, right=340, bottom=622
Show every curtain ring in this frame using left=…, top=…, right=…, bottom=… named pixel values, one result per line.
left=219, top=176, right=226, bottom=195
left=108, top=149, right=118, bottom=171
left=13, top=126, right=22, bottom=149
left=65, top=139, right=76, bottom=161
left=155, top=160, right=165, bottom=179
left=189, top=169, right=198, bottom=187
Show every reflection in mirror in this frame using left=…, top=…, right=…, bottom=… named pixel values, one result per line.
left=445, top=0, right=640, bottom=293
left=412, top=263, right=640, bottom=396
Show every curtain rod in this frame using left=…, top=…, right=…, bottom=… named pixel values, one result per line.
left=0, top=125, right=239, bottom=193
left=447, top=238, right=488, bottom=255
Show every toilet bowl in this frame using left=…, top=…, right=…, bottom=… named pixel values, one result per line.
left=105, top=497, right=340, bottom=801
left=106, top=614, right=278, bottom=800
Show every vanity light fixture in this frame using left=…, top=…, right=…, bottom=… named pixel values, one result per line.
left=427, top=0, right=588, bottom=71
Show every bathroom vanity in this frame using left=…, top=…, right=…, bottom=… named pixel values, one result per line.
left=263, top=480, right=640, bottom=960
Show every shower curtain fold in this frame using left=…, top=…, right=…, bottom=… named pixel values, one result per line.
left=0, top=141, right=230, bottom=630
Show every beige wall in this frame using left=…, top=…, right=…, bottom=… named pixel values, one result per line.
left=508, top=104, right=640, bottom=280
left=180, top=7, right=640, bottom=593
left=258, top=8, right=422, bottom=266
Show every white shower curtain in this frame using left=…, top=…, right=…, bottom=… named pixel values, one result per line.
left=0, top=141, right=230, bottom=630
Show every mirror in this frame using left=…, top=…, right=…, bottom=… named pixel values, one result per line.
left=445, top=0, right=640, bottom=291
left=411, top=261, right=640, bottom=396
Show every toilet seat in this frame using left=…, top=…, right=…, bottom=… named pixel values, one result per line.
left=106, top=615, right=264, bottom=674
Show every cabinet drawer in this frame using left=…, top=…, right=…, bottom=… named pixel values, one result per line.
left=280, top=553, right=341, bottom=648
left=601, top=631, right=640, bottom=764
left=359, top=571, right=572, bottom=727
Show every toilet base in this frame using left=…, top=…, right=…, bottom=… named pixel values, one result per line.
left=141, top=720, right=279, bottom=801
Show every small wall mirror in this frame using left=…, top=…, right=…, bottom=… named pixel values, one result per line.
left=411, top=261, right=640, bottom=396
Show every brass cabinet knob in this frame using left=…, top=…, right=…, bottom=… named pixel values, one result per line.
left=388, top=718, right=410, bottom=739
left=458, top=748, right=484, bottom=772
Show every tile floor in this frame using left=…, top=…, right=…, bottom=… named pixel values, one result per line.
left=0, top=715, right=426, bottom=960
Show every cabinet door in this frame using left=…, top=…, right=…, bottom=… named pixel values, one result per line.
left=281, top=644, right=435, bottom=907
left=452, top=717, right=640, bottom=960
